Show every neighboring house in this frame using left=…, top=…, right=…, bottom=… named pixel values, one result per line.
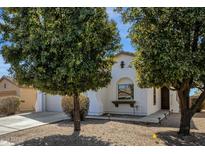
left=36, top=51, right=180, bottom=116
left=0, top=76, right=37, bottom=112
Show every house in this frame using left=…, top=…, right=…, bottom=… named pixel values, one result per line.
left=0, top=76, right=37, bottom=112
left=35, top=51, right=180, bottom=116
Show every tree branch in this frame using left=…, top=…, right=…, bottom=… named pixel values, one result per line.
left=192, top=82, right=204, bottom=91
left=191, top=89, right=205, bottom=115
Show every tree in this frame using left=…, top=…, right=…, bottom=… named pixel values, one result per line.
left=0, top=8, right=120, bottom=131
left=118, top=8, right=205, bottom=136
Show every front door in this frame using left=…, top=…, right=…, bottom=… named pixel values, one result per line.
left=161, top=87, right=170, bottom=109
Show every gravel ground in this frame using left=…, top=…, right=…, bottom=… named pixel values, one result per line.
left=0, top=112, right=205, bottom=146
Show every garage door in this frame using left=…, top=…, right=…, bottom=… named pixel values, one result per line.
left=45, top=95, right=63, bottom=112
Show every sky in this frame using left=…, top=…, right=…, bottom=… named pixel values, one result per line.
left=0, top=8, right=134, bottom=77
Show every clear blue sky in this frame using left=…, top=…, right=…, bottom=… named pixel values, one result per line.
left=0, top=8, right=134, bottom=77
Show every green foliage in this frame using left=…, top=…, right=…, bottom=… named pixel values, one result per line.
left=119, top=8, right=205, bottom=135
left=61, top=94, right=89, bottom=120
left=0, top=8, right=120, bottom=95
left=0, top=96, right=21, bottom=115
left=118, top=8, right=205, bottom=89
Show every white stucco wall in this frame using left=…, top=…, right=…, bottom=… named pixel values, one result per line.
left=147, top=88, right=161, bottom=115
left=45, top=94, right=62, bottom=112
left=87, top=89, right=105, bottom=115
left=35, top=91, right=43, bottom=112
left=170, top=90, right=180, bottom=113
left=101, top=54, right=149, bottom=115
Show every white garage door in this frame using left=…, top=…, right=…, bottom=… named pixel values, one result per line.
left=46, top=95, right=63, bottom=112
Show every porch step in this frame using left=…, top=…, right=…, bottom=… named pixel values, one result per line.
left=86, top=110, right=170, bottom=124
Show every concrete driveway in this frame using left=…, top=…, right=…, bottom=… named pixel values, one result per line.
left=0, top=112, right=69, bottom=136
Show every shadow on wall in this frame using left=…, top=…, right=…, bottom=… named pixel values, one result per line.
left=16, top=132, right=111, bottom=146
left=157, top=131, right=205, bottom=146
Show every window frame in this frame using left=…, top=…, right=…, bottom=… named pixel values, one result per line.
left=117, top=83, right=134, bottom=100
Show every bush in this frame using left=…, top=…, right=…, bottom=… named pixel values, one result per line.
left=0, top=96, right=21, bottom=115
left=61, top=94, right=89, bottom=121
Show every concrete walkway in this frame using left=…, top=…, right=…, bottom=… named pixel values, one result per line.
left=0, top=112, right=69, bottom=136
left=0, top=110, right=169, bottom=136
left=86, top=110, right=170, bottom=124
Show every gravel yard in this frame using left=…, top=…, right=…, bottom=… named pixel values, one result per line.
left=0, top=112, right=205, bottom=146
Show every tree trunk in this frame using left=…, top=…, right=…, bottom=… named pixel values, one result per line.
left=177, top=81, right=192, bottom=136
left=73, top=93, right=81, bottom=131
left=177, top=85, right=205, bottom=136
left=176, top=79, right=205, bottom=136
left=178, top=110, right=192, bottom=136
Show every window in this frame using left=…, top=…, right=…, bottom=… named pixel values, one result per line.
left=118, top=84, right=134, bottom=100
left=153, top=88, right=156, bottom=105
left=4, top=83, right=6, bottom=89
left=120, top=61, right=125, bottom=68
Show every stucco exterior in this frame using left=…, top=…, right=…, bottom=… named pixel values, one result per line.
left=94, top=54, right=149, bottom=115
left=0, top=77, right=37, bottom=112
left=147, top=88, right=161, bottom=115
left=19, top=88, right=37, bottom=111
left=0, top=77, right=20, bottom=96
left=35, top=52, right=180, bottom=116
left=169, top=90, right=180, bottom=113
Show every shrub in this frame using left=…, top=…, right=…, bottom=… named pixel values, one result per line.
left=61, top=94, right=89, bottom=121
left=0, top=96, right=21, bottom=115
